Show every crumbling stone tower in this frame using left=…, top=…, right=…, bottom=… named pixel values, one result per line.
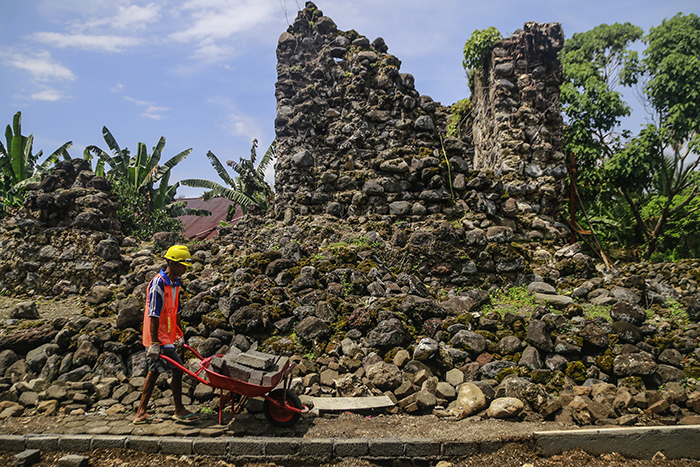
left=273, top=2, right=567, bottom=239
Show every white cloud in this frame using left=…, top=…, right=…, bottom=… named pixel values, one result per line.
left=110, top=83, right=125, bottom=93
left=224, top=111, right=263, bottom=141
left=5, top=50, right=75, bottom=81
left=126, top=96, right=169, bottom=120
left=114, top=3, right=161, bottom=29
left=170, top=0, right=278, bottom=61
left=31, top=88, right=66, bottom=101
left=32, top=32, right=141, bottom=52
left=80, top=2, right=162, bottom=30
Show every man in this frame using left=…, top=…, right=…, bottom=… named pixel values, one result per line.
left=133, top=245, right=197, bottom=424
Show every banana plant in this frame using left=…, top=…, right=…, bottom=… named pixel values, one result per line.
left=0, top=111, right=72, bottom=215
left=83, top=127, right=208, bottom=216
left=181, top=139, right=275, bottom=218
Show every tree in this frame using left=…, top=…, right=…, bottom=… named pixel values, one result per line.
left=560, top=23, right=643, bottom=195
left=561, top=16, right=700, bottom=260
left=619, top=13, right=700, bottom=259
left=0, top=111, right=72, bottom=215
left=84, top=127, right=209, bottom=218
left=181, top=139, right=275, bottom=219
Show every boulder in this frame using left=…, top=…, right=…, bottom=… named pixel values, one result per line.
left=453, top=383, right=487, bottom=417
left=487, top=397, right=524, bottom=418
left=10, top=301, right=39, bottom=319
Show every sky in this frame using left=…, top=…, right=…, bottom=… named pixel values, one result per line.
left=1, top=0, right=698, bottom=199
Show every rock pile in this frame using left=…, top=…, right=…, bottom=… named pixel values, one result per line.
left=1, top=213, right=700, bottom=428
left=0, top=158, right=124, bottom=296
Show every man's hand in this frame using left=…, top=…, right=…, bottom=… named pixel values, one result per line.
left=147, top=343, right=161, bottom=362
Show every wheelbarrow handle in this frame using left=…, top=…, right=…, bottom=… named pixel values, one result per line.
left=159, top=353, right=210, bottom=386
left=183, top=343, right=205, bottom=361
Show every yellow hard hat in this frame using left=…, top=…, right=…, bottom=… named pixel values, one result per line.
left=164, top=245, right=192, bottom=267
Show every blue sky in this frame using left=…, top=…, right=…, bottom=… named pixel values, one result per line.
left=1, top=0, right=698, bottom=198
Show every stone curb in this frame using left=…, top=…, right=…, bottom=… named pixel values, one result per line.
left=0, top=433, right=532, bottom=461
left=535, top=426, right=700, bottom=460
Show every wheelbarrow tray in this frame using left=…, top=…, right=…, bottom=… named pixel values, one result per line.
left=158, top=344, right=305, bottom=426
left=197, top=354, right=291, bottom=396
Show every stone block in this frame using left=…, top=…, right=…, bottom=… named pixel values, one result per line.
left=227, top=438, right=265, bottom=458
left=127, top=436, right=160, bottom=453
left=0, top=434, right=24, bottom=451
left=193, top=439, right=228, bottom=457
left=58, top=435, right=92, bottom=452
left=403, top=439, right=440, bottom=458
left=334, top=439, right=368, bottom=458
left=297, top=439, right=333, bottom=461
left=159, top=437, right=193, bottom=456
left=368, top=438, right=404, bottom=457
left=13, top=449, right=41, bottom=467
left=265, top=437, right=301, bottom=457
left=57, top=454, right=90, bottom=467
left=91, top=435, right=127, bottom=450
left=25, top=434, right=59, bottom=451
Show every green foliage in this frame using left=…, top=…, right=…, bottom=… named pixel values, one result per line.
left=181, top=139, right=275, bottom=218
left=446, top=98, right=473, bottom=138
left=110, top=175, right=183, bottom=240
left=582, top=303, right=612, bottom=322
left=0, top=111, right=72, bottom=216
left=644, top=13, right=700, bottom=143
left=563, top=17, right=700, bottom=259
left=84, top=127, right=207, bottom=218
left=480, top=286, right=537, bottom=318
left=462, top=27, right=502, bottom=72
left=561, top=23, right=643, bottom=197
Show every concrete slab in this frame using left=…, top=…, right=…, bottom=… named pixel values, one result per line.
left=535, top=425, right=700, bottom=460
left=311, top=395, right=395, bottom=411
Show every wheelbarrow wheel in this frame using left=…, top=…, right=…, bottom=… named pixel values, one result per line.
left=264, top=388, right=302, bottom=427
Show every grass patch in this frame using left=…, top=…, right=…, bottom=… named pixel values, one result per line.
left=481, top=286, right=537, bottom=318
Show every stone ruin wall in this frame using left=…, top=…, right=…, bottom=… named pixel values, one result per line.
left=0, top=159, right=128, bottom=296
left=472, top=22, right=566, bottom=217
left=273, top=2, right=567, bottom=234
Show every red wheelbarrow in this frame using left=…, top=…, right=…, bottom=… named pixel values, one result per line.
left=159, top=344, right=307, bottom=427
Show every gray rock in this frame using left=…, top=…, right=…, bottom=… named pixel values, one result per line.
left=612, top=321, right=644, bottom=343
left=294, top=316, right=329, bottom=343
left=413, top=338, right=439, bottom=360
left=479, top=360, right=517, bottom=380
left=527, top=282, right=556, bottom=294
left=96, top=239, right=121, bottom=260
left=73, top=341, right=98, bottom=367
left=526, top=319, right=553, bottom=353
left=0, top=349, right=19, bottom=376
left=414, top=115, right=435, bottom=132
left=86, top=285, right=113, bottom=305
left=610, top=286, right=641, bottom=304
left=10, top=301, right=39, bottom=320
left=610, top=301, right=646, bottom=326
left=365, top=361, right=402, bottom=391
left=291, top=150, right=314, bottom=167
left=449, top=330, right=486, bottom=355
left=498, top=335, right=522, bottom=355
left=613, top=352, right=658, bottom=376
left=367, top=318, right=407, bottom=348
left=116, top=296, right=142, bottom=329
left=518, top=346, right=542, bottom=371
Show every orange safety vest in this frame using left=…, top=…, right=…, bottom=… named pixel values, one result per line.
left=142, top=272, right=183, bottom=347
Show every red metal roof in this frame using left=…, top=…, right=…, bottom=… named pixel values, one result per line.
left=176, top=197, right=242, bottom=240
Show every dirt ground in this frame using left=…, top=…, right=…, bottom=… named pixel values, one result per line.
left=2, top=444, right=700, bottom=467
left=1, top=413, right=700, bottom=466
